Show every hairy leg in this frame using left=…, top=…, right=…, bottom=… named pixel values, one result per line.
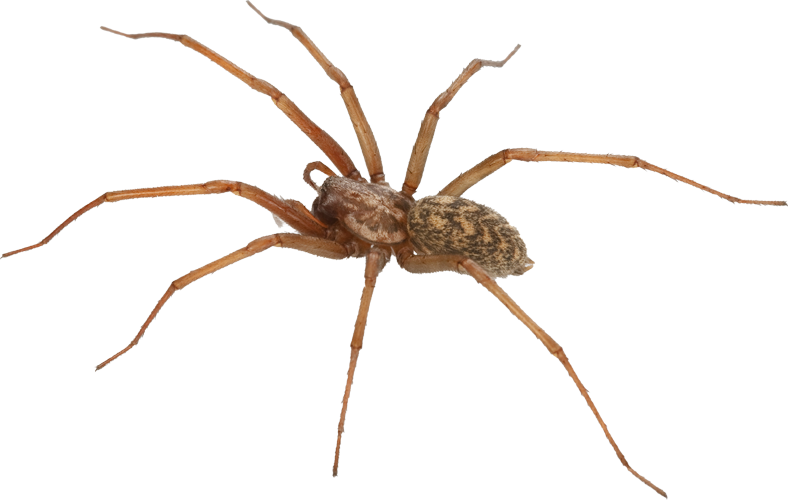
left=101, top=26, right=362, bottom=180
left=333, top=247, right=387, bottom=476
left=96, top=233, right=349, bottom=370
left=247, top=2, right=384, bottom=184
left=440, top=148, right=787, bottom=205
left=400, top=46, right=520, bottom=197
left=399, top=251, right=667, bottom=497
left=2, top=180, right=326, bottom=259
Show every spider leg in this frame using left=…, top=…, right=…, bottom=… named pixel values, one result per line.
left=246, top=2, right=384, bottom=184
left=96, top=233, right=349, bottom=371
left=100, top=27, right=362, bottom=181
left=1, top=181, right=326, bottom=259
left=440, top=148, right=787, bottom=205
left=333, top=247, right=387, bottom=476
left=301, top=161, right=337, bottom=191
left=398, top=251, right=667, bottom=498
left=400, top=45, right=520, bottom=197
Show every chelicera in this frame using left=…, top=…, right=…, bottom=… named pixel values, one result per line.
left=3, top=3, right=785, bottom=497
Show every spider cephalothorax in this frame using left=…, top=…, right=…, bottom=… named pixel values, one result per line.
left=3, top=2, right=785, bottom=498
left=312, top=175, right=413, bottom=246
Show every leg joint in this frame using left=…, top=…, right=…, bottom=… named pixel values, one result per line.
left=203, top=180, right=239, bottom=194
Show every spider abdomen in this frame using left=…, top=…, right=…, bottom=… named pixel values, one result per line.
left=407, top=196, right=533, bottom=277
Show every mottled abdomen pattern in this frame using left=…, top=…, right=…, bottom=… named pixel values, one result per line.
left=407, top=196, right=533, bottom=278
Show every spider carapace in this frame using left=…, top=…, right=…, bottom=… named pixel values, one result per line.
left=3, top=2, right=785, bottom=497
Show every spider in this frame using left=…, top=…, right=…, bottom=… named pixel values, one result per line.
left=2, top=3, right=785, bottom=498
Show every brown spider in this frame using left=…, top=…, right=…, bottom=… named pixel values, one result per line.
left=2, top=2, right=786, bottom=498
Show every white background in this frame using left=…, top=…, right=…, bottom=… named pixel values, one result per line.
left=1, top=1, right=786, bottom=499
